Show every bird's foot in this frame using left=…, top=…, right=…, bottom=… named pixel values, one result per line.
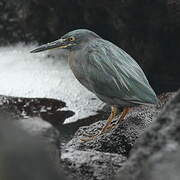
left=80, top=130, right=102, bottom=141
left=80, top=124, right=114, bottom=142
left=106, top=122, right=119, bottom=131
left=80, top=106, right=118, bottom=142
left=80, top=135, right=97, bottom=142
left=107, top=117, right=126, bottom=129
left=80, top=131, right=105, bottom=142
left=82, top=131, right=99, bottom=137
left=80, top=107, right=130, bottom=142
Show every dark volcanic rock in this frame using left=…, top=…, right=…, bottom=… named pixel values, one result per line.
left=0, top=95, right=73, bottom=145
left=0, top=95, right=74, bottom=125
left=66, top=93, right=172, bottom=156
left=67, top=106, right=158, bottom=156
left=62, top=92, right=174, bottom=179
left=117, top=89, right=180, bottom=180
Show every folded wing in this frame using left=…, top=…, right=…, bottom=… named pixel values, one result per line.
left=83, top=39, right=158, bottom=105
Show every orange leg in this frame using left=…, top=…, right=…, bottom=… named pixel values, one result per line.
left=106, top=107, right=130, bottom=130
left=80, top=106, right=117, bottom=142
left=117, top=107, right=130, bottom=124
left=98, top=106, right=117, bottom=134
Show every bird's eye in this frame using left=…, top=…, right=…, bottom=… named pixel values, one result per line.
left=68, top=37, right=75, bottom=41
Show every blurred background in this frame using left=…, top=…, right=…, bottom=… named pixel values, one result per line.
left=0, top=0, right=180, bottom=93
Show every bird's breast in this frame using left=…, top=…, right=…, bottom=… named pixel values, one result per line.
left=68, top=51, right=81, bottom=75
left=68, top=51, right=88, bottom=86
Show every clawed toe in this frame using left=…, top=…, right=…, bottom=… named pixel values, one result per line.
left=80, top=107, right=130, bottom=142
left=80, top=134, right=98, bottom=142
left=82, top=131, right=99, bottom=137
left=80, top=128, right=110, bottom=142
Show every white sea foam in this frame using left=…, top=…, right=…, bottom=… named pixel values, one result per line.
left=0, top=43, right=104, bottom=123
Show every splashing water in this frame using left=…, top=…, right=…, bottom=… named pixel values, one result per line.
left=0, top=44, right=104, bottom=123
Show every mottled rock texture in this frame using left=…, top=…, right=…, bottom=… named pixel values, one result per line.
left=63, top=92, right=174, bottom=179
left=61, top=148, right=126, bottom=180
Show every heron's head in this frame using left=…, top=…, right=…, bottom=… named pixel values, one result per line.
left=30, top=29, right=100, bottom=53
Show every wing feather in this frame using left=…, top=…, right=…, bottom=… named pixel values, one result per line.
left=82, top=39, right=158, bottom=105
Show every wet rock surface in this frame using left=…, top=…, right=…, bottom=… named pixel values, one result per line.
left=0, top=95, right=72, bottom=145
left=62, top=92, right=174, bottom=179
left=0, top=94, right=111, bottom=179
left=0, top=95, right=106, bottom=144
left=0, top=95, right=74, bottom=124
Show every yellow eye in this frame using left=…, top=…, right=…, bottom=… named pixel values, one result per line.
left=68, top=37, right=75, bottom=41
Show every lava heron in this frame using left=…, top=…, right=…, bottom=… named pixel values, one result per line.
left=31, top=29, right=158, bottom=141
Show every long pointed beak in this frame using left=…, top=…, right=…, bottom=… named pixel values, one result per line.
left=30, top=39, right=66, bottom=53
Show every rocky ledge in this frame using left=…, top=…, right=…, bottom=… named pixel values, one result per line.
left=62, top=92, right=177, bottom=180
left=1, top=91, right=180, bottom=180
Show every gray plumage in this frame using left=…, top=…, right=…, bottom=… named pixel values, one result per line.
left=31, top=29, right=158, bottom=108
